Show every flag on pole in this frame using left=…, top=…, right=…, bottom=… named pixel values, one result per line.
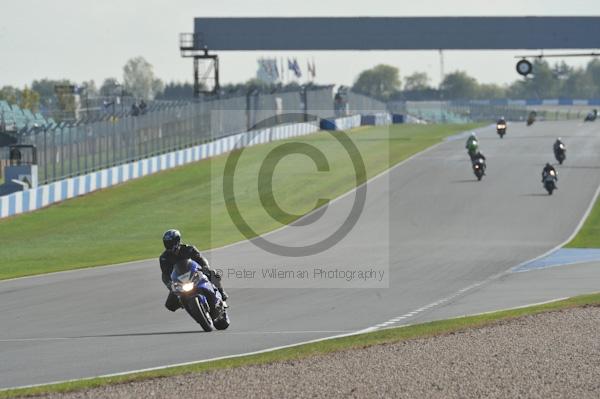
left=287, top=58, right=294, bottom=81
left=307, top=59, right=316, bottom=80
left=267, top=59, right=278, bottom=79
left=257, top=58, right=279, bottom=83
left=290, top=58, right=302, bottom=78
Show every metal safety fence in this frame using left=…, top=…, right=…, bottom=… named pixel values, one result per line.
left=347, top=92, right=387, bottom=114
left=388, top=100, right=590, bottom=124
left=12, top=87, right=389, bottom=185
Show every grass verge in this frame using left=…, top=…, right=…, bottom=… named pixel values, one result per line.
left=2, top=292, right=599, bottom=398
left=566, top=189, right=600, bottom=248
left=0, top=123, right=481, bottom=279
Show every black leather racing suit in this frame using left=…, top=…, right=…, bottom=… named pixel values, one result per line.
left=542, top=165, right=558, bottom=184
left=159, top=244, right=225, bottom=311
left=472, top=152, right=486, bottom=173
left=553, top=140, right=565, bottom=156
left=472, top=152, right=486, bottom=162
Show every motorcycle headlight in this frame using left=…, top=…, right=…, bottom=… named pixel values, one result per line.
left=182, top=282, right=195, bottom=292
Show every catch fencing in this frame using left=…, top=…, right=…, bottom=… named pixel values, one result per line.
left=346, top=92, right=387, bottom=114
left=15, top=87, right=384, bottom=185
left=0, top=109, right=394, bottom=219
left=388, top=100, right=590, bottom=123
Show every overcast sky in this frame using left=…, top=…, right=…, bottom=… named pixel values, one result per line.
left=1, top=0, right=600, bottom=89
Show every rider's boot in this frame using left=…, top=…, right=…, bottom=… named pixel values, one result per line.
left=211, top=273, right=229, bottom=301
left=218, top=288, right=229, bottom=302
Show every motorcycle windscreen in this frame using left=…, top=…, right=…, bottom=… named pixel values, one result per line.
left=172, top=260, right=198, bottom=282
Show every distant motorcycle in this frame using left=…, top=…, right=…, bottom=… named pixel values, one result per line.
left=472, top=159, right=486, bottom=181
left=496, top=122, right=507, bottom=138
left=554, top=143, right=566, bottom=165
left=170, top=259, right=230, bottom=332
left=584, top=109, right=598, bottom=122
left=543, top=170, right=557, bottom=195
left=527, top=111, right=537, bottom=126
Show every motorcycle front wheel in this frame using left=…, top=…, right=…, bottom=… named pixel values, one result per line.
left=182, top=296, right=214, bottom=332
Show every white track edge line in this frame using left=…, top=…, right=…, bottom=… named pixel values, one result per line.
left=376, top=296, right=572, bottom=332
left=0, top=295, right=574, bottom=392
left=509, top=167, right=600, bottom=273
left=0, top=327, right=391, bottom=391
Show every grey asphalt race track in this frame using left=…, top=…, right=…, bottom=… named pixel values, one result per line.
left=415, top=260, right=600, bottom=325
left=2, top=120, right=600, bottom=389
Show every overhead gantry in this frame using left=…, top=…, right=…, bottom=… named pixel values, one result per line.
left=181, top=17, right=600, bottom=95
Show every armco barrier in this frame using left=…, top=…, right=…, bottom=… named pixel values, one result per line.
left=459, top=99, right=600, bottom=107
left=361, top=113, right=392, bottom=126
left=320, top=115, right=362, bottom=131
left=0, top=115, right=391, bottom=219
left=392, top=114, right=404, bottom=124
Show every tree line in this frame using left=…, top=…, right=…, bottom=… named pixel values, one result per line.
left=0, top=57, right=166, bottom=115
left=4, top=57, right=600, bottom=118
left=0, top=56, right=330, bottom=118
left=352, top=59, right=600, bottom=101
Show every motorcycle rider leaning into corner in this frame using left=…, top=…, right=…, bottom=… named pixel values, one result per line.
left=542, top=163, right=558, bottom=186
left=553, top=137, right=565, bottom=154
left=160, top=229, right=229, bottom=312
left=465, top=132, right=478, bottom=148
left=472, top=151, right=486, bottom=174
left=465, top=132, right=478, bottom=159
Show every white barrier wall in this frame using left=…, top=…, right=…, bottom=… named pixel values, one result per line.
left=361, top=113, right=392, bottom=126
left=375, top=113, right=392, bottom=125
left=333, top=115, right=362, bottom=130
